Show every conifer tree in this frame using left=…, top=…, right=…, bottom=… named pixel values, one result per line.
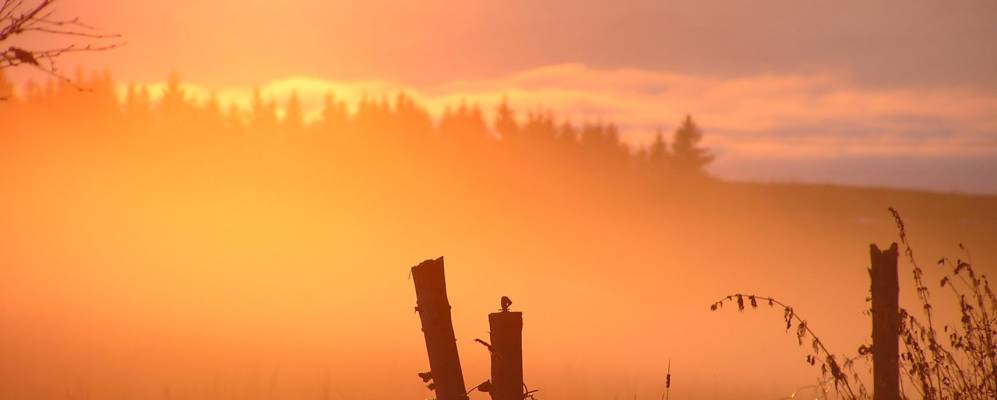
left=160, top=72, right=187, bottom=119
left=283, top=90, right=304, bottom=132
left=320, top=92, right=349, bottom=134
left=647, top=128, right=670, bottom=167
left=494, top=97, right=519, bottom=143
left=671, top=115, right=713, bottom=176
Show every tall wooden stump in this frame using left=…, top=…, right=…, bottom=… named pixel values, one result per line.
left=870, top=243, right=900, bottom=400
left=412, top=257, right=469, bottom=400
left=488, top=310, right=524, bottom=400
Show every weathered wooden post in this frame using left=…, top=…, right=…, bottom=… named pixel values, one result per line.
left=412, top=257, right=470, bottom=400
left=488, top=297, right=524, bottom=400
left=870, top=243, right=900, bottom=400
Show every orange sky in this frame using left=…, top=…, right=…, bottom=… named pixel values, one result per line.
left=6, top=0, right=997, bottom=193
left=25, top=0, right=997, bottom=89
left=4, top=2, right=997, bottom=399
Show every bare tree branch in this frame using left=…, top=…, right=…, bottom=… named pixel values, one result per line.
left=0, top=0, right=123, bottom=95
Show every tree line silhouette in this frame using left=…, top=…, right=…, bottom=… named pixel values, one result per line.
left=0, top=70, right=714, bottom=194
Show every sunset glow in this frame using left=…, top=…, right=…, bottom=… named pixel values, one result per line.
left=1, top=1, right=996, bottom=400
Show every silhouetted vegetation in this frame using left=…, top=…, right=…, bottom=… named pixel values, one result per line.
left=0, top=0, right=123, bottom=92
left=0, top=71, right=714, bottom=184
left=711, top=293, right=868, bottom=400
left=711, top=209, right=997, bottom=400
left=890, top=209, right=997, bottom=400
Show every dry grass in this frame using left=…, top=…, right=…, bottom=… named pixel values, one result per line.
left=711, top=208, right=997, bottom=400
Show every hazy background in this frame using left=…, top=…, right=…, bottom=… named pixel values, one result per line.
left=1, top=1, right=997, bottom=400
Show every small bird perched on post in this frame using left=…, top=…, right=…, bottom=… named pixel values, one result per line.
left=8, top=47, right=39, bottom=66
left=500, top=296, right=512, bottom=312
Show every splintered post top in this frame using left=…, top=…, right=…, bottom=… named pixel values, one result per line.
left=412, top=256, right=449, bottom=307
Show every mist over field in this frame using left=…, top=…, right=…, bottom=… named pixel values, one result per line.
left=2, top=80, right=995, bottom=399
left=2, top=1, right=996, bottom=399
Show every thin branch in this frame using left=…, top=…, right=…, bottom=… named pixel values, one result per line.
left=0, top=0, right=121, bottom=93
left=711, top=293, right=862, bottom=400
left=20, top=26, right=121, bottom=39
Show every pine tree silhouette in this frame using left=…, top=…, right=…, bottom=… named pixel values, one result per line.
left=671, top=115, right=713, bottom=177
left=283, top=90, right=304, bottom=132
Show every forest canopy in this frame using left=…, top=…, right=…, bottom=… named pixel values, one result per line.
left=0, top=69, right=713, bottom=182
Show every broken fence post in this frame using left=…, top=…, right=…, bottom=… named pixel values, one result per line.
left=412, top=257, right=470, bottom=400
left=870, top=243, right=900, bottom=400
left=488, top=306, right=524, bottom=400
